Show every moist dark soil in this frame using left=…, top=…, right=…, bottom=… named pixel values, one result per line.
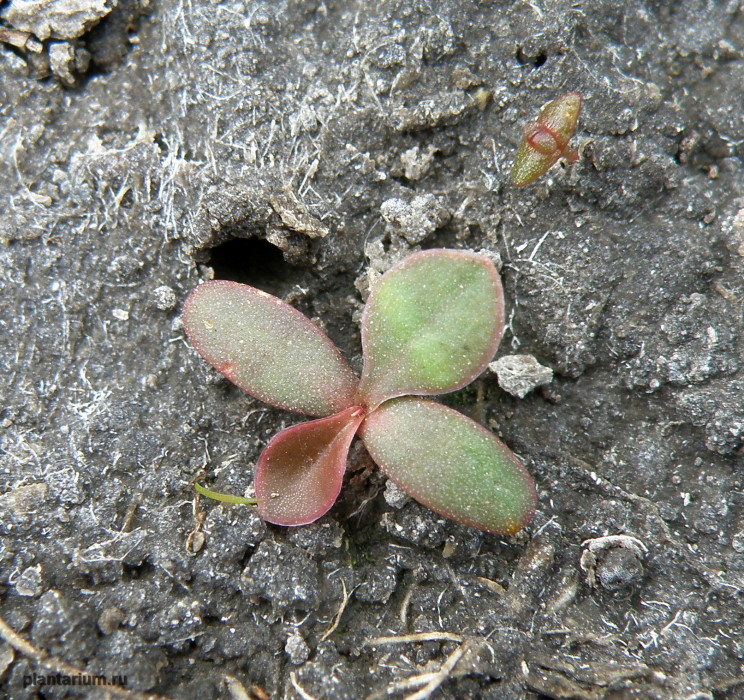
left=1, top=1, right=743, bottom=698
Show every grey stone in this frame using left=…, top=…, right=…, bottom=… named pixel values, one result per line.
left=285, top=630, right=310, bottom=665
left=1, top=0, right=113, bottom=41
left=380, top=194, right=450, bottom=244
left=489, top=354, right=554, bottom=398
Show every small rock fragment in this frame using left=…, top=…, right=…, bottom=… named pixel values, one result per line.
left=285, top=630, right=310, bottom=665
left=477, top=248, right=503, bottom=272
left=0, top=27, right=33, bottom=50
left=733, top=528, right=744, bottom=554
left=705, top=408, right=744, bottom=455
left=356, top=238, right=412, bottom=299
left=380, top=194, right=450, bottom=245
left=151, top=285, right=178, bottom=311
left=399, top=146, right=435, bottom=181
left=489, top=354, right=553, bottom=398
left=14, top=564, right=43, bottom=597
left=1, top=0, right=114, bottom=41
left=383, top=480, right=410, bottom=509
left=48, top=40, right=90, bottom=86
left=451, top=66, right=482, bottom=89
left=732, top=208, right=744, bottom=257
left=0, top=483, right=48, bottom=532
left=0, top=643, right=14, bottom=678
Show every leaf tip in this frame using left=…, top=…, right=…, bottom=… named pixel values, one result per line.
left=359, top=249, right=505, bottom=407
left=511, top=91, right=582, bottom=186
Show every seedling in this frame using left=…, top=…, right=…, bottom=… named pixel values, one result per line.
left=183, top=249, right=536, bottom=534
left=511, top=91, right=582, bottom=186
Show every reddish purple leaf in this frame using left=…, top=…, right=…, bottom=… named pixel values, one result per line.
left=183, top=280, right=358, bottom=416
left=255, top=406, right=366, bottom=526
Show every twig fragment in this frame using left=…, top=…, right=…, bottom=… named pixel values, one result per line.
left=365, top=632, right=463, bottom=647
left=290, top=671, right=318, bottom=700
left=320, top=578, right=350, bottom=642
left=404, top=643, right=467, bottom=700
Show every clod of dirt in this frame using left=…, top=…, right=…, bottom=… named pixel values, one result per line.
left=580, top=535, right=648, bottom=590
left=240, top=540, right=320, bottom=615
left=150, top=285, right=178, bottom=312
left=269, top=193, right=330, bottom=240
left=285, top=630, right=310, bottom=665
left=48, top=40, right=90, bottom=85
left=380, top=194, right=450, bottom=245
left=1, top=0, right=114, bottom=41
left=13, top=565, right=43, bottom=598
left=390, top=91, right=481, bottom=132
left=31, top=590, right=97, bottom=659
left=398, top=145, right=436, bottom=181
left=354, top=565, right=398, bottom=604
left=490, top=354, right=554, bottom=398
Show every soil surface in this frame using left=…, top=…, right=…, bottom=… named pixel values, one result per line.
left=1, top=1, right=743, bottom=699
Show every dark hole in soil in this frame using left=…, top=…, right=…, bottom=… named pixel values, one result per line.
left=208, top=237, right=296, bottom=296
left=122, top=558, right=153, bottom=581
left=516, top=47, right=547, bottom=68
left=153, top=133, right=169, bottom=153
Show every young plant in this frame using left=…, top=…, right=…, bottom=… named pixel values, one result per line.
left=183, top=249, right=536, bottom=534
left=511, top=91, right=582, bottom=186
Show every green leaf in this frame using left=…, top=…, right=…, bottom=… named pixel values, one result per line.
left=255, top=406, right=365, bottom=526
left=539, top=91, right=581, bottom=150
left=358, top=249, right=504, bottom=410
left=360, top=397, right=536, bottom=534
left=183, top=280, right=358, bottom=416
left=510, top=141, right=560, bottom=187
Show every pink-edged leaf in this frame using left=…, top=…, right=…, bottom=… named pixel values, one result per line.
left=539, top=91, right=581, bottom=151
left=511, top=92, right=581, bottom=186
left=358, top=249, right=504, bottom=410
left=183, top=280, right=358, bottom=417
left=255, top=406, right=366, bottom=526
left=360, top=397, right=536, bottom=535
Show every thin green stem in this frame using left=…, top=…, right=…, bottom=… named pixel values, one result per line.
left=194, top=480, right=258, bottom=506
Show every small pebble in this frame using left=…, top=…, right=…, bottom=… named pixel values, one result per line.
left=383, top=480, right=410, bottom=509
left=98, top=607, right=125, bottom=635
left=285, top=630, right=310, bottom=665
left=152, top=285, right=178, bottom=311
left=490, top=354, right=553, bottom=398
left=14, top=564, right=43, bottom=597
